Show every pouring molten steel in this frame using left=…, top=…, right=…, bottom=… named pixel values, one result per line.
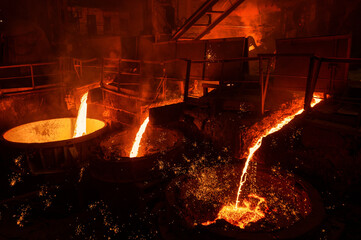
left=203, top=95, right=323, bottom=229
left=73, top=92, right=89, bottom=138
left=130, top=117, right=150, bottom=158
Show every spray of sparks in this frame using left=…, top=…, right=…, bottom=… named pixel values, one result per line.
left=9, top=155, right=24, bottom=187
left=73, top=92, right=88, bottom=138
left=15, top=205, right=31, bottom=227
left=203, top=96, right=323, bottom=229
left=129, top=117, right=150, bottom=158
left=9, top=173, right=22, bottom=187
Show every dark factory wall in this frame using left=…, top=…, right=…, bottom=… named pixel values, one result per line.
left=1, top=0, right=361, bottom=65
left=0, top=0, right=149, bottom=63
left=175, top=0, right=361, bottom=57
left=0, top=0, right=62, bottom=64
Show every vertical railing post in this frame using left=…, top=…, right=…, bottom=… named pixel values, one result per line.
left=184, top=60, right=191, bottom=102
left=100, top=58, right=104, bottom=87
left=202, top=43, right=207, bottom=81
left=203, top=86, right=208, bottom=96
left=30, top=64, right=35, bottom=89
left=118, top=58, right=121, bottom=92
left=80, top=60, right=83, bottom=79
left=304, top=56, right=316, bottom=111
left=59, top=57, right=64, bottom=85
left=162, top=78, right=166, bottom=99
left=259, top=56, right=264, bottom=115
left=305, top=57, right=322, bottom=111
left=118, top=58, right=121, bottom=75
left=220, top=60, right=224, bottom=86
left=162, top=62, right=166, bottom=99
left=261, top=57, right=271, bottom=115
left=139, top=60, right=142, bottom=76
left=328, top=63, right=337, bottom=94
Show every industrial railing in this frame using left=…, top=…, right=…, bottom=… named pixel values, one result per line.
left=304, top=56, right=361, bottom=111
left=73, top=57, right=98, bottom=81
left=0, top=57, right=104, bottom=95
left=100, top=58, right=186, bottom=103
left=0, top=62, right=62, bottom=94
left=181, top=56, right=269, bottom=114
left=99, top=55, right=317, bottom=115
left=256, top=53, right=355, bottom=114
left=2, top=55, right=354, bottom=118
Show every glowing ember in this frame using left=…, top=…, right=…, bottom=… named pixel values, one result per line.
left=16, top=205, right=31, bottom=227
left=202, top=194, right=267, bottom=228
left=203, top=95, right=323, bottom=229
left=129, top=117, right=150, bottom=158
left=73, top=92, right=88, bottom=138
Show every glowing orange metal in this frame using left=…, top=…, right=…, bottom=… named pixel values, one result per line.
left=235, top=96, right=322, bottom=208
left=73, top=92, right=88, bottom=138
left=202, top=194, right=267, bottom=228
left=130, top=117, right=150, bottom=158
left=203, top=95, right=323, bottom=229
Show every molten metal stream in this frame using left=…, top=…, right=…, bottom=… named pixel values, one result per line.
left=73, top=92, right=89, bottom=138
left=130, top=117, right=150, bottom=158
left=234, top=97, right=322, bottom=208
left=203, top=96, right=323, bottom=229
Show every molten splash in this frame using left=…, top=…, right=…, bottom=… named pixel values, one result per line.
left=130, top=117, right=150, bottom=158
left=202, top=194, right=267, bottom=228
left=73, top=92, right=88, bottom=138
left=203, top=95, right=323, bottom=228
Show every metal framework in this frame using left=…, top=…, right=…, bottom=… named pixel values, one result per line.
left=171, top=0, right=219, bottom=40
left=0, top=62, right=62, bottom=94
left=172, top=0, right=246, bottom=41
left=4, top=54, right=355, bottom=118
left=304, top=56, right=361, bottom=111
left=195, top=0, right=246, bottom=40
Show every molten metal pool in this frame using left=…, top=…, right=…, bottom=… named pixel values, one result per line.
left=3, top=118, right=105, bottom=145
left=164, top=165, right=324, bottom=239
left=2, top=118, right=107, bottom=174
left=90, top=125, right=183, bottom=183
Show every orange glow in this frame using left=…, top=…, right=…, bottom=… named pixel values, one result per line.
left=3, top=118, right=105, bottom=144
left=145, top=98, right=183, bottom=109
left=203, top=95, right=323, bottom=229
left=235, top=95, right=322, bottom=208
left=73, top=92, right=88, bottom=138
left=130, top=117, right=150, bottom=158
left=202, top=194, right=267, bottom=228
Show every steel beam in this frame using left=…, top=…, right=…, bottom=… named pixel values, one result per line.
left=171, top=0, right=220, bottom=41
left=195, top=0, right=246, bottom=40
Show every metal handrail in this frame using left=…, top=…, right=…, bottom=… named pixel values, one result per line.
left=0, top=61, right=62, bottom=94
left=304, top=56, right=361, bottom=111
left=0, top=62, right=58, bottom=69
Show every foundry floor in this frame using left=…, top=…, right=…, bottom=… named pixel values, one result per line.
left=0, top=135, right=360, bottom=240
left=0, top=97, right=361, bottom=239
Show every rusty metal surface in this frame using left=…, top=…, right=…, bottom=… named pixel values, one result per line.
left=171, top=0, right=220, bottom=40
left=272, top=34, right=351, bottom=92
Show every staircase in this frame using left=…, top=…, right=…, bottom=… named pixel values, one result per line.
left=172, top=0, right=246, bottom=41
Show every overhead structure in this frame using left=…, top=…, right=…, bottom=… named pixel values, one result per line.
left=171, top=0, right=246, bottom=41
